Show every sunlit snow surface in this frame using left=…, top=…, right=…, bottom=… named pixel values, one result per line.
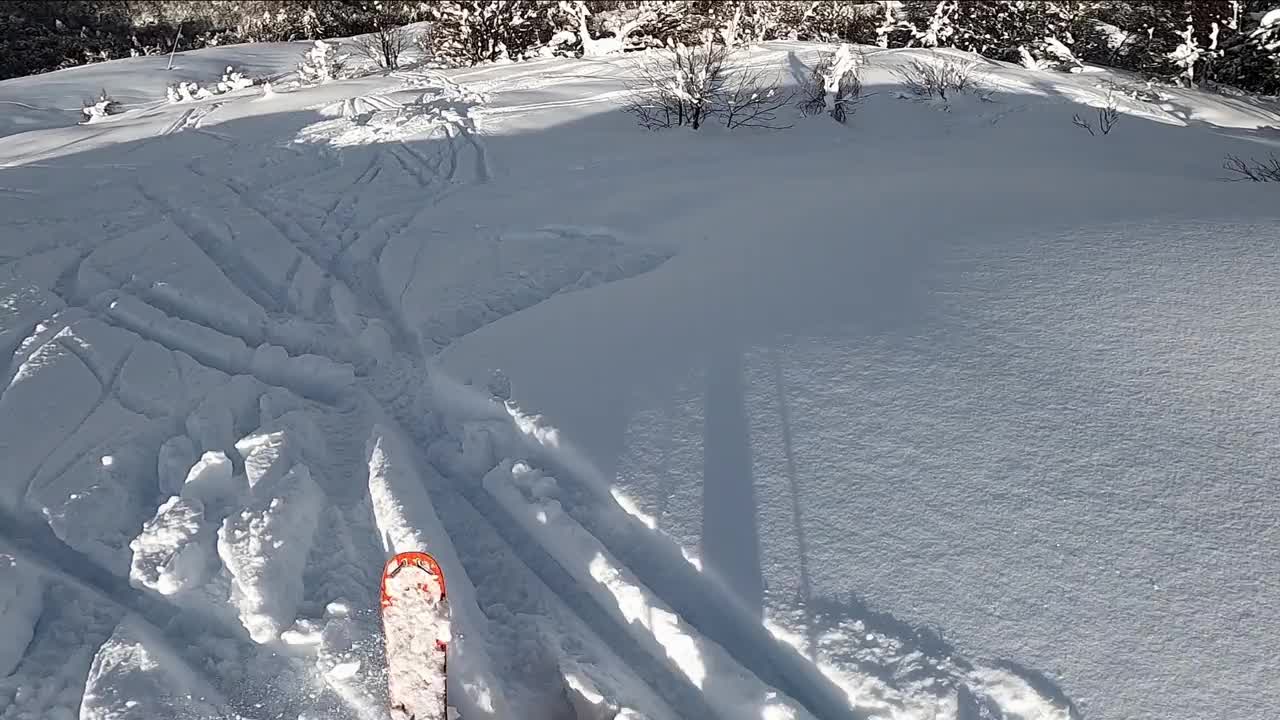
left=1, top=36, right=1279, bottom=720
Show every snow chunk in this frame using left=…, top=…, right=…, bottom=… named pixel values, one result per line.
left=79, top=617, right=229, bottom=720
left=0, top=553, right=43, bottom=677
left=235, top=430, right=298, bottom=495
left=281, top=618, right=324, bottom=647
left=217, top=463, right=324, bottom=643
left=180, top=450, right=239, bottom=508
left=128, top=496, right=210, bottom=596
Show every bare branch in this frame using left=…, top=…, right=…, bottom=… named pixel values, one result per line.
left=1073, top=91, right=1121, bottom=137
left=352, top=24, right=410, bottom=70
left=1223, top=153, right=1280, bottom=182
left=623, top=41, right=793, bottom=132
left=716, top=64, right=795, bottom=129
left=893, top=58, right=983, bottom=101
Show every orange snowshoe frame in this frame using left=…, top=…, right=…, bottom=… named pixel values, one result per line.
left=381, top=550, right=449, bottom=717
left=381, top=551, right=447, bottom=608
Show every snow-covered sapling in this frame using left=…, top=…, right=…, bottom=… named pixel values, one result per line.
left=797, top=52, right=833, bottom=117
left=796, top=45, right=863, bottom=123
left=298, top=40, right=346, bottom=84
left=827, top=44, right=864, bottom=124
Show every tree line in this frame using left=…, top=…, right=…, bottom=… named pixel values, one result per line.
left=3, top=1, right=1278, bottom=96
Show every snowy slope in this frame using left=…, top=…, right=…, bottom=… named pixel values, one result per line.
left=1, top=36, right=1279, bottom=720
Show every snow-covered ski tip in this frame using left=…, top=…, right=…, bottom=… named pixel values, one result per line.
left=382, top=552, right=450, bottom=720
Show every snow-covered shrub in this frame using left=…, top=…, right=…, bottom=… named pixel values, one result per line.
left=352, top=24, right=411, bottom=70
left=624, top=39, right=730, bottom=130
left=81, top=90, right=122, bottom=122
left=564, top=0, right=688, bottom=56
left=1223, top=153, right=1280, bottom=181
left=796, top=52, right=833, bottom=117
left=433, top=0, right=560, bottom=66
left=166, top=80, right=214, bottom=103
left=625, top=37, right=795, bottom=131
left=784, top=0, right=879, bottom=43
left=899, top=0, right=1102, bottom=66
left=893, top=56, right=984, bottom=101
left=829, top=67, right=863, bottom=124
left=1071, top=91, right=1122, bottom=136
left=298, top=40, right=346, bottom=84
left=795, top=45, right=864, bottom=122
left=217, top=65, right=255, bottom=93
left=1019, top=37, right=1085, bottom=72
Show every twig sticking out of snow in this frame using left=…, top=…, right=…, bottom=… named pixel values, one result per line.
left=1223, top=153, right=1280, bottom=181
left=893, top=57, right=984, bottom=101
left=1071, top=91, right=1121, bottom=136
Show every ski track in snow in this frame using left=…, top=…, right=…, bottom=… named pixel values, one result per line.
left=3, top=39, right=1277, bottom=720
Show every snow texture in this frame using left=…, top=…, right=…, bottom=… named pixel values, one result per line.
left=0, top=554, right=42, bottom=678
left=0, top=34, right=1277, bottom=720
left=79, top=617, right=230, bottom=720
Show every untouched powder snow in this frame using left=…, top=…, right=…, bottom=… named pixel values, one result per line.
left=1, top=34, right=1279, bottom=720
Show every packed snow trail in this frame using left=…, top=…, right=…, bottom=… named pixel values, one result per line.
left=2, top=38, right=1279, bottom=720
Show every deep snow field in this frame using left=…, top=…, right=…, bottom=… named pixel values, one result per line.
left=1, top=32, right=1279, bottom=720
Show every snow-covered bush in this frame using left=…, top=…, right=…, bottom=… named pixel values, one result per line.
left=1020, top=37, right=1085, bottom=72
left=796, top=52, right=833, bottom=117
left=1223, top=153, right=1280, bottom=181
left=893, top=56, right=984, bottom=101
left=624, top=37, right=794, bottom=131
left=81, top=90, right=122, bottom=122
left=624, top=40, right=730, bottom=130
left=217, top=65, right=255, bottom=93
left=167, top=67, right=253, bottom=103
left=564, top=0, right=683, bottom=56
left=433, top=0, right=560, bottom=66
left=298, top=40, right=346, bottom=84
left=782, top=0, right=879, bottom=43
